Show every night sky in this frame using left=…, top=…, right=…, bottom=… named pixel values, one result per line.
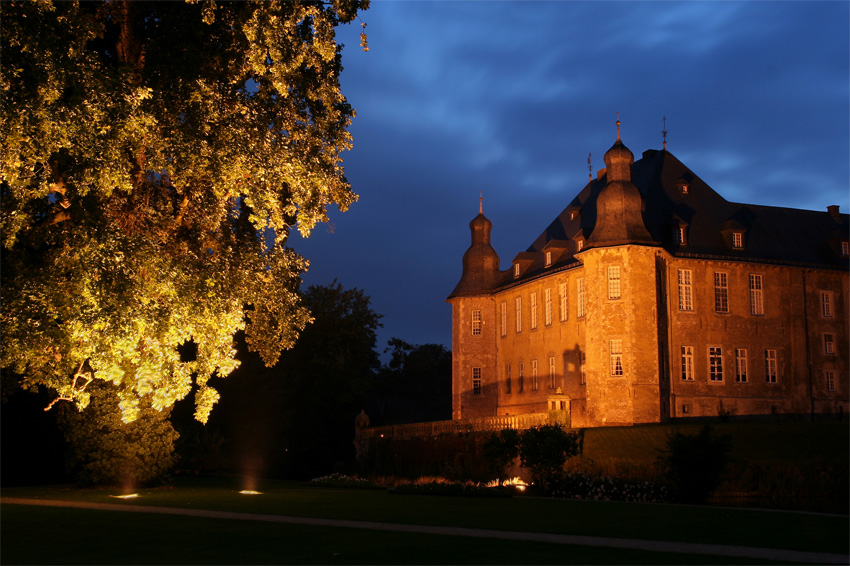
left=289, top=0, right=849, bottom=352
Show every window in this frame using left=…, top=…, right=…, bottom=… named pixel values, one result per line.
left=515, top=297, right=522, bottom=333
left=500, top=302, right=507, bottom=337
left=732, top=232, right=743, bottom=249
left=821, top=292, right=833, bottom=317
left=545, top=251, right=552, bottom=267
left=505, top=365, right=512, bottom=394
left=559, top=282, right=568, bottom=322
left=749, top=274, right=764, bottom=315
left=548, top=357, right=556, bottom=389
left=608, top=266, right=622, bottom=300
left=675, top=226, right=686, bottom=245
left=531, top=359, right=538, bottom=391
left=544, top=288, right=552, bottom=326
left=678, top=269, right=693, bottom=311
left=472, top=367, right=482, bottom=395
left=610, top=340, right=624, bottom=376
left=714, top=272, right=729, bottom=313
left=681, top=346, right=694, bottom=381
left=513, top=263, right=520, bottom=278
left=576, top=240, right=584, bottom=252
left=472, top=309, right=482, bottom=335
left=680, top=183, right=689, bottom=195
left=826, top=371, right=836, bottom=392
left=577, top=278, right=586, bottom=317
left=842, top=241, right=849, bottom=257
left=580, top=352, right=586, bottom=384
left=709, top=346, right=723, bottom=382
left=824, top=333, right=835, bottom=355
left=736, top=349, right=748, bottom=383
left=765, top=350, right=777, bottom=383
left=682, top=346, right=694, bottom=381
left=518, top=362, right=525, bottom=393
left=530, top=292, right=538, bottom=330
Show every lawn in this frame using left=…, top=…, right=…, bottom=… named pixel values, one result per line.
left=2, top=477, right=848, bottom=564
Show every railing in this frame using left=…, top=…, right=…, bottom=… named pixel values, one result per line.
left=358, top=413, right=550, bottom=440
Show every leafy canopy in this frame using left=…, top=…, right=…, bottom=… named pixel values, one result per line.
left=1, top=0, right=369, bottom=422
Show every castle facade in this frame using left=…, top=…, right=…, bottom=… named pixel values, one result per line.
left=447, top=130, right=848, bottom=427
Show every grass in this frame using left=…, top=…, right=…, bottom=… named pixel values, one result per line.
left=2, top=476, right=848, bottom=564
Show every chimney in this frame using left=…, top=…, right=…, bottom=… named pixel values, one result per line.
left=827, top=205, right=840, bottom=220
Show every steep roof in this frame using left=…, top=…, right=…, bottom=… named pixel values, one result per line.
left=496, top=148, right=849, bottom=290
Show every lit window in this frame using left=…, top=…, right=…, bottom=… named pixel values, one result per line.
left=577, top=278, right=586, bottom=317
left=681, top=345, right=694, bottom=381
left=530, top=292, right=538, bottom=330
left=732, top=232, right=743, bottom=249
left=736, top=349, right=748, bottom=383
left=821, top=292, right=833, bottom=317
left=515, top=297, right=522, bottom=333
left=472, top=367, right=482, bottom=395
left=749, top=274, right=764, bottom=315
left=675, top=226, right=686, bottom=245
left=531, top=359, right=538, bottom=391
left=545, top=251, right=552, bottom=267
left=576, top=239, right=584, bottom=252
left=765, top=350, right=777, bottom=383
left=505, top=365, right=512, bottom=395
left=472, top=309, right=482, bottom=335
left=610, top=340, right=624, bottom=376
left=709, top=346, right=723, bottom=382
left=824, top=333, right=835, bottom=355
left=580, top=352, right=586, bottom=384
left=518, top=362, right=525, bottom=393
left=514, top=263, right=520, bottom=277
left=842, top=241, right=849, bottom=256
left=681, top=184, right=689, bottom=195
left=607, top=266, right=621, bottom=300
left=678, top=269, right=693, bottom=311
left=544, top=288, right=552, bottom=326
left=559, top=282, right=568, bottom=322
left=500, top=302, right=507, bottom=337
left=826, top=371, right=836, bottom=392
left=548, top=357, right=556, bottom=389
left=714, top=272, right=728, bottom=313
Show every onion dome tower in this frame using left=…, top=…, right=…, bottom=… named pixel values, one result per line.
left=586, top=119, right=656, bottom=247
left=448, top=195, right=500, bottom=298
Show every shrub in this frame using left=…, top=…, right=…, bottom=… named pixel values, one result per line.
left=658, top=425, right=732, bottom=504
left=482, top=428, right=519, bottom=484
left=518, top=425, right=580, bottom=491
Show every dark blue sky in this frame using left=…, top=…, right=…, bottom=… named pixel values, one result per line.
left=290, top=0, right=849, bottom=352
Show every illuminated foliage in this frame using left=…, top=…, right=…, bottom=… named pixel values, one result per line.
left=0, top=0, right=369, bottom=422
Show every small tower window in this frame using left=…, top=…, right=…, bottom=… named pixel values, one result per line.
left=576, top=239, right=584, bottom=252
left=513, top=263, right=520, bottom=277
left=545, top=251, right=552, bottom=267
left=732, top=232, right=743, bottom=249
left=675, top=226, right=686, bottom=245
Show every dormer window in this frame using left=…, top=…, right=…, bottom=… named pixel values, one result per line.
left=732, top=232, right=743, bottom=249
left=576, top=239, right=584, bottom=252
left=681, top=183, right=689, bottom=195
left=545, top=251, right=552, bottom=267
left=842, top=241, right=849, bottom=256
left=570, top=210, right=579, bottom=221
left=674, top=226, right=686, bottom=245
left=514, top=263, right=520, bottom=277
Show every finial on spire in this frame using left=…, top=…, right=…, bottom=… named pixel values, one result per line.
left=616, top=112, right=621, bottom=141
left=662, top=116, right=668, bottom=151
left=588, top=152, right=592, bottom=182
left=479, top=191, right=483, bottom=214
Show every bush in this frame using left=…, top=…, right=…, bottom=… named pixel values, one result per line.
left=518, top=425, right=580, bottom=491
left=482, top=428, right=519, bottom=484
left=658, top=425, right=732, bottom=504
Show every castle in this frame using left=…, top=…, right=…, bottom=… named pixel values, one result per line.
left=447, top=126, right=849, bottom=427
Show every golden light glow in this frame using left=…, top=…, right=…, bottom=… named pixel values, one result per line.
left=109, top=493, right=140, bottom=499
left=239, top=490, right=262, bottom=495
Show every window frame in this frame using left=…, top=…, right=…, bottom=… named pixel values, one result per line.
left=505, top=364, right=512, bottom=395
left=559, top=282, right=568, bottom=322
left=577, top=278, right=586, bottom=318
left=824, top=333, right=835, bottom=355
left=580, top=352, right=586, bottom=385
left=714, top=272, right=729, bottom=313
left=826, top=370, right=836, bottom=392
left=732, top=232, right=743, bottom=249
left=765, top=349, right=777, bottom=383
left=708, top=346, right=723, bottom=382
left=530, top=292, right=538, bottom=330
left=515, top=296, right=522, bottom=333
left=821, top=291, right=833, bottom=318
left=681, top=345, right=694, bottom=381
left=500, top=301, right=507, bottom=337
left=548, top=356, right=556, bottom=389
left=678, top=269, right=693, bottom=311
left=531, top=359, right=538, bottom=391
left=749, top=274, right=764, bottom=315
left=735, top=348, right=748, bottom=383
left=472, top=367, right=482, bottom=395
left=518, top=362, right=525, bottom=393
left=610, top=339, right=624, bottom=377
left=472, top=309, right=482, bottom=335
left=607, top=266, right=622, bottom=300
left=544, top=288, right=553, bottom=326
left=545, top=251, right=552, bottom=267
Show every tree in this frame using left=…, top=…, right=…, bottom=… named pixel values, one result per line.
left=372, top=339, right=452, bottom=424
left=518, top=425, right=581, bottom=491
left=659, top=425, right=732, bottom=504
left=1, top=0, right=369, bottom=423
left=482, top=428, right=520, bottom=485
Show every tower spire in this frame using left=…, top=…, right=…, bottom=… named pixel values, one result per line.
left=616, top=112, right=621, bottom=141
left=588, top=152, right=592, bottom=182
left=479, top=191, right=483, bottom=214
left=662, top=116, right=668, bottom=151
